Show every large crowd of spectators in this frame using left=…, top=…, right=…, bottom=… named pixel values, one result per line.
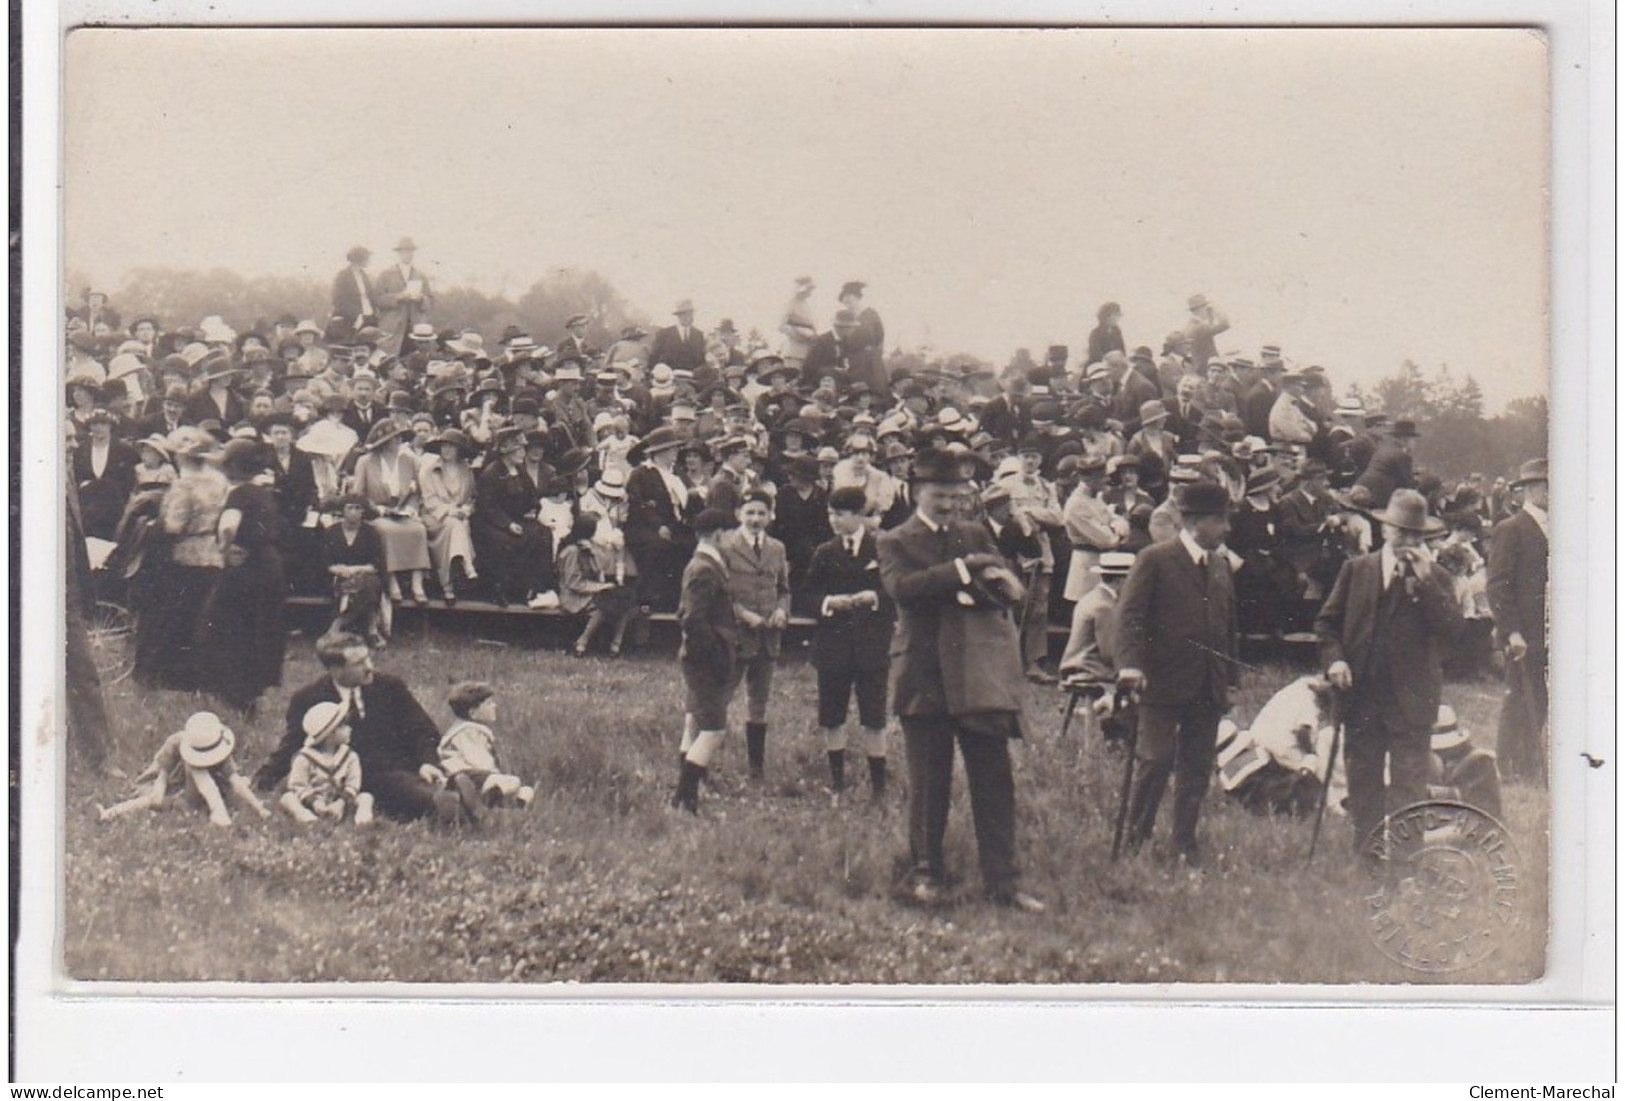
left=66, top=258, right=1531, bottom=716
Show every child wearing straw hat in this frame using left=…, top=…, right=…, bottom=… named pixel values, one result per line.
left=280, top=701, right=376, bottom=825
left=97, top=711, right=271, bottom=827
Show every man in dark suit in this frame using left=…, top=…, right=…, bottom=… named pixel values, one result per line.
left=649, top=299, right=707, bottom=374
left=1240, top=361, right=1284, bottom=440
left=1487, top=459, right=1549, bottom=784
left=1316, top=489, right=1463, bottom=855
left=328, top=245, right=379, bottom=342
left=555, top=313, right=593, bottom=365
left=1115, top=480, right=1238, bottom=864
left=671, top=508, right=742, bottom=814
left=769, top=455, right=832, bottom=616
left=805, top=487, right=896, bottom=799
left=877, top=449, right=1045, bottom=912
left=254, top=633, right=461, bottom=823
left=342, top=371, right=386, bottom=439
left=184, top=351, right=247, bottom=428
left=135, top=383, right=193, bottom=440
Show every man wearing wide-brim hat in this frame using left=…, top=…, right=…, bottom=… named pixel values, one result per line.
left=650, top=299, right=707, bottom=377
left=1315, top=488, right=1463, bottom=859
left=1486, top=457, right=1549, bottom=784
left=875, top=447, right=1045, bottom=912
left=1112, top=479, right=1238, bottom=866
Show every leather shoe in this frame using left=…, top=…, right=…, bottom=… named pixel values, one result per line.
left=991, top=889, right=1048, bottom=914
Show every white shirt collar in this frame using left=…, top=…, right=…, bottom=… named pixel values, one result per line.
left=1523, top=501, right=1549, bottom=537
left=1379, top=543, right=1401, bottom=588
left=1178, top=528, right=1207, bottom=566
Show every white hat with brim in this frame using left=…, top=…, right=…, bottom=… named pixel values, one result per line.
left=301, top=701, right=349, bottom=746
left=179, top=711, right=235, bottom=768
left=1430, top=705, right=1469, bottom=752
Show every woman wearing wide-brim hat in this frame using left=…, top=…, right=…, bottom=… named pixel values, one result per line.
left=624, top=425, right=696, bottom=614
left=350, top=420, right=433, bottom=604
left=471, top=426, right=560, bottom=607
left=192, top=439, right=288, bottom=715
left=418, top=428, right=479, bottom=604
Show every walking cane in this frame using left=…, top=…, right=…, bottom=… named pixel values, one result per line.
left=1306, top=693, right=1345, bottom=865
left=1109, top=687, right=1139, bottom=862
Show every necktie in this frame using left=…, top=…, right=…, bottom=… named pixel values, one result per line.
left=850, top=535, right=861, bottom=558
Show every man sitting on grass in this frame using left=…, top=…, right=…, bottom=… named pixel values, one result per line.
left=255, top=632, right=463, bottom=824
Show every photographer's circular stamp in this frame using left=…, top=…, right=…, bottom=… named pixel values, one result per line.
left=1360, top=801, right=1521, bottom=974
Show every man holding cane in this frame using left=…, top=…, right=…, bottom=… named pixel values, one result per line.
left=1314, top=489, right=1463, bottom=857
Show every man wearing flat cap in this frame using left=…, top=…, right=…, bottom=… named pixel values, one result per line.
left=329, top=246, right=379, bottom=342
left=1487, top=458, right=1549, bottom=784
left=1315, top=489, right=1463, bottom=857
left=877, top=448, right=1045, bottom=912
left=374, top=237, right=434, bottom=353
left=1114, top=479, right=1239, bottom=865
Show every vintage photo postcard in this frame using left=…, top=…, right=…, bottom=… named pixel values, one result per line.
left=13, top=6, right=1615, bottom=1083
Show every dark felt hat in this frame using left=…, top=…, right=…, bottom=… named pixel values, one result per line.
left=1177, top=481, right=1232, bottom=516
left=910, top=447, right=973, bottom=486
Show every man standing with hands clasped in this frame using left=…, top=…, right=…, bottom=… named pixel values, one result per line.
left=1114, top=480, right=1239, bottom=866
left=1315, top=489, right=1463, bottom=857
left=877, top=448, right=1045, bottom=912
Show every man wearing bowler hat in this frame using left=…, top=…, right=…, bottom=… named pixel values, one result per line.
left=1487, top=458, right=1549, bottom=784
left=1315, top=489, right=1463, bottom=856
left=877, top=448, right=1045, bottom=912
left=1114, top=479, right=1239, bottom=865
left=374, top=237, right=434, bottom=353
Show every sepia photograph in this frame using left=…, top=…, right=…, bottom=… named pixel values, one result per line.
left=51, top=23, right=1560, bottom=992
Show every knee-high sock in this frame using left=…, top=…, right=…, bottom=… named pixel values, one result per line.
left=687, top=728, right=726, bottom=768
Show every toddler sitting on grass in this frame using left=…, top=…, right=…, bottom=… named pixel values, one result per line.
left=98, top=711, right=271, bottom=827
left=439, top=681, right=535, bottom=824
left=279, top=700, right=376, bottom=825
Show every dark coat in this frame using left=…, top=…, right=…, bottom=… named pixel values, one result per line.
left=1487, top=509, right=1548, bottom=657
left=267, top=447, right=319, bottom=526
left=649, top=324, right=707, bottom=374
left=72, top=438, right=138, bottom=541
left=321, top=521, right=386, bottom=575
left=342, top=401, right=387, bottom=440
left=678, top=549, right=739, bottom=672
left=978, top=394, right=1029, bottom=444
left=1112, top=371, right=1162, bottom=433
left=877, top=514, right=1022, bottom=719
left=185, top=388, right=246, bottom=429
left=135, top=410, right=192, bottom=439
left=800, top=332, right=856, bottom=387
left=1241, top=380, right=1279, bottom=440
left=1086, top=323, right=1125, bottom=365
left=1354, top=440, right=1413, bottom=508
left=1314, top=551, right=1463, bottom=730
left=330, top=265, right=380, bottom=332
left=256, top=671, right=440, bottom=790
left=804, top=529, right=895, bottom=672
left=624, top=464, right=689, bottom=552
left=474, top=460, right=539, bottom=533
left=1114, top=536, right=1239, bottom=709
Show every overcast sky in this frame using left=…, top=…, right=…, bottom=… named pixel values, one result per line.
left=66, top=27, right=1548, bottom=408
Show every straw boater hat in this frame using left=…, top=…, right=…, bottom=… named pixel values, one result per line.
left=301, top=700, right=349, bottom=746
left=1366, top=488, right=1444, bottom=535
left=1092, top=550, right=1136, bottom=577
left=1430, top=705, right=1470, bottom=753
left=179, top=711, right=236, bottom=769
left=592, top=467, right=628, bottom=499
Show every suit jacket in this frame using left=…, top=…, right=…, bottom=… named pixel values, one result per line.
left=342, top=401, right=386, bottom=440
left=1241, top=380, right=1279, bottom=440
left=330, top=265, right=379, bottom=331
left=1114, top=536, right=1238, bottom=709
left=1113, top=371, right=1162, bottom=433
left=373, top=264, right=434, bottom=339
left=877, top=514, right=1022, bottom=718
left=135, top=410, right=192, bottom=439
left=625, top=464, right=688, bottom=552
left=678, top=549, right=739, bottom=672
left=801, top=332, right=855, bottom=387
left=1059, top=583, right=1118, bottom=681
left=649, top=324, right=707, bottom=374
left=804, top=529, right=895, bottom=671
left=256, top=672, right=441, bottom=790
left=719, top=529, right=791, bottom=659
left=1487, top=509, right=1548, bottom=656
left=768, top=483, right=831, bottom=579
left=1314, top=551, right=1462, bottom=730
left=1275, top=488, right=1332, bottom=570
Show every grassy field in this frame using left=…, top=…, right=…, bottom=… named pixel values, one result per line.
left=63, top=619, right=1548, bottom=985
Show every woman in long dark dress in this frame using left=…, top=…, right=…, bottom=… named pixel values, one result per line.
left=194, top=440, right=287, bottom=715
left=133, top=427, right=227, bottom=689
